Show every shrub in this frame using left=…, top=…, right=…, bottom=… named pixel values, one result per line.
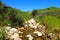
left=0, top=28, right=7, bottom=40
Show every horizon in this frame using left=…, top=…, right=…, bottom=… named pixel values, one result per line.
left=1, top=0, right=60, bottom=11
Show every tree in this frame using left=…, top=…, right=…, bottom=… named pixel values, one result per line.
left=32, top=10, right=38, bottom=17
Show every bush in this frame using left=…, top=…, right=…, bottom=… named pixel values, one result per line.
left=0, top=28, right=7, bottom=40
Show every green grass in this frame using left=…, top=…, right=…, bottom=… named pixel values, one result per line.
left=41, top=16, right=60, bottom=33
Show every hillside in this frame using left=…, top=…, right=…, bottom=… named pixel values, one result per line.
left=35, top=7, right=60, bottom=33
left=0, top=2, right=60, bottom=33
left=0, top=2, right=32, bottom=27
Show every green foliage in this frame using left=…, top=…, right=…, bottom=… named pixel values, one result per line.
left=0, top=2, right=32, bottom=27
left=32, top=10, right=38, bottom=17
left=0, top=2, right=60, bottom=33
left=35, top=7, right=60, bottom=33
left=0, top=28, right=7, bottom=40
left=41, top=16, right=60, bottom=33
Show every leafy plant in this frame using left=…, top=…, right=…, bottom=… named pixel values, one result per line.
left=0, top=28, right=7, bottom=40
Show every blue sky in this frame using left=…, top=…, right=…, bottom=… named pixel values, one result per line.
left=1, top=0, right=60, bottom=11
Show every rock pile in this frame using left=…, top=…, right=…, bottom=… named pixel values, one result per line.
left=4, top=18, right=59, bottom=40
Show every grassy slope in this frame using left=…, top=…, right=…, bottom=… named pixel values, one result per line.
left=35, top=7, right=60, bottom=33
left=41, top=16, right=60, bottom=33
